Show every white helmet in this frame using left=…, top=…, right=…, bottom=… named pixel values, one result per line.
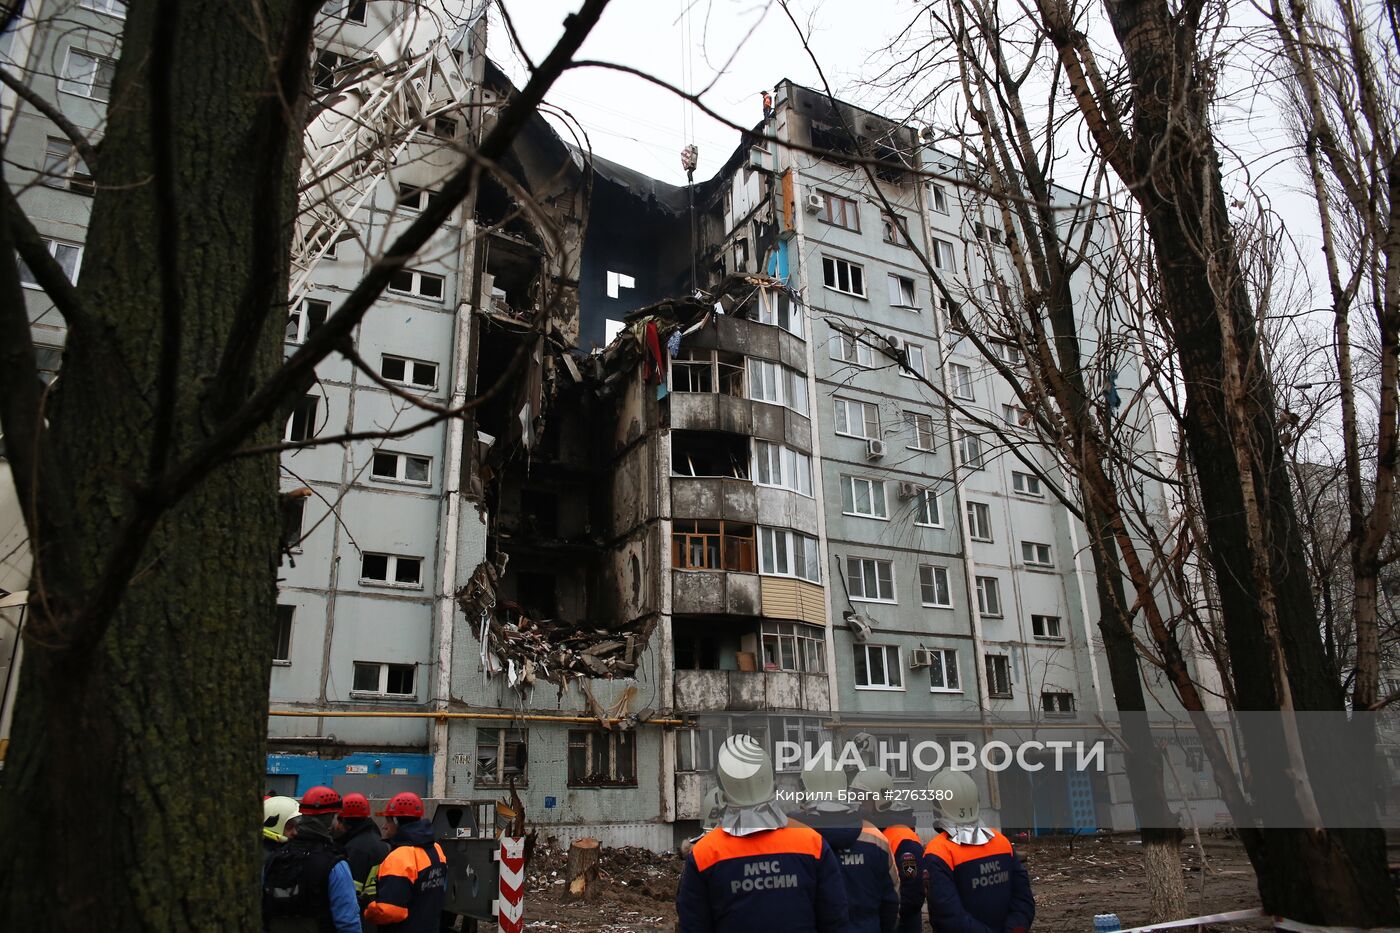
left=849, top=767, right=894, bottom=812
left=701, top=786, right=726, bottom=829
left=262, top=795, right=301, bottom=843
left=716, top=734, right=775, bottom=808
left=800, top=763, right=850, bottom=812
left=929, top=770, right=980, bottom=825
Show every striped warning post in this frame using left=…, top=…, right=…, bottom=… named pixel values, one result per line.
left=495, top=836, right=526, bottom=933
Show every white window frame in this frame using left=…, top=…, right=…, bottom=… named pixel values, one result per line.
left=887, top=273, right=918, bottom=308
left=985, top=654, right=1013, bottom=698
left=905, top=411, right=936, bottom=451
left=761, top=621, right=827, bottom=674
left=914, top=489, right=943, bottom=528
left=273, top=605, right=294, bottom=665
left=748, top=358, right=782, bottom=405
left=755, top=288, right=804, bottom=338
left=395, top=182, right=443, bottom=213
left=1012, top=470, right=1044, bottom=497
left=18, top=237, right=83, bottom=288
left=783, top=366, right=810, bottom=416
left=881, top=212, right=911, bottom=247
left=841, top=474, right=889, bottom=520
left=758, top=527, right=821, bottom=583
left=847, top=556, right=896, bottom=603
left=928, top=647, right=961, bottom=692
left=380, top=353, right=439, bottom=391
left=929, top=184, right=949, bottom=214
left=752, top=441, right=813, bottom=497
left=854, top=643, right=904, bottom=690
left=324, top=0, right=368, bottom=23
left=1003, top=403, right=1030, bottom=427
left=931, top=238, right=955, bottom=270
left=830, top=329, right=875, bottom=367
left=43, top=137, right=94, bottom=193
left=286, top=298, right=328, bottom=345
left=360, top=552, right=424, bottom=589
left=59, top=48, right=116, bottom=101
left=475, top=726, right=529, bottom=787
left=386, top=267, right=446, bottom=301
left=822, top=255, right=867, bottom=297
left=976, top=576, right=1003, bottom=618
left=958, top=430, right=986, bottom=469
left=966, top=501, right=993, bottom=542
left=351, top=661, right=416, bottom=698
left=81, top=0, right=127, bottom=16
left=902, top=343, right=926, bottom=379
left=1042, top=691, right=1076, bottom=716
left=370, top=450, right=432, bottom=486
left=284, top=395, right=320, bottom=442
left=949, top=363, right=974, bottom=400
left=1031, top=614, right=1065, bottom=640
left=919, top=564, right=953, bottom=608
left=834, top=397, right=880, bottom=439
left=1021, top=541, right=1053, bottom=570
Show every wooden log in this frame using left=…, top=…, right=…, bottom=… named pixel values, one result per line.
left=566, top=837, right=601, bottom=900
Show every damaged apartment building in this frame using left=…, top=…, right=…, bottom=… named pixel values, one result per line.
left=4, top=0, right=1206, bottom=846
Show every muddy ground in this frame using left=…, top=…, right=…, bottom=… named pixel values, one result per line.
left=489, top=832, right=1265, bottom=932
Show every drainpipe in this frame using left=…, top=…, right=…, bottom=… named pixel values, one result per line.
left=1064, top=504, right=1104, bottom=713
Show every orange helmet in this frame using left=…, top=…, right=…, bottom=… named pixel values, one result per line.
left=383, top=791, right=424, bottom=819
left=340, top=792, right=371, bottom=819
left=299, top=785, right=342, bottom=816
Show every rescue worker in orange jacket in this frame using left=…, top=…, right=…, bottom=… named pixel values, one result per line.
left=362, top=792, right=447, bottom=933
left=851, top=767, right=925, bottom=933
left=676, top=735, right=849, bottom=932
left=921, top=770, right=1035, bottom=933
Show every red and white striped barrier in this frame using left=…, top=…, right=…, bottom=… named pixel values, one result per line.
left=494, top=836, right=526, bottom=933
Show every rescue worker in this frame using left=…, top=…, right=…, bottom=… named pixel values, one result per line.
left=850, top=768, right=924, bottom=933
left=920, top=770, right=1035, bottom=933
left=262, top=786, right=361, bottom=933
left=335, top=792, right=389, bottom=925
left=362, top=792, right=448, bottom=932
left=263, top=795, right=301, bottom=868
left=676, top=734, right=849, bottom=932
left=793, top=764, right=898, bottom=933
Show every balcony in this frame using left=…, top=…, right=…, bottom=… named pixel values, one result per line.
left=673, top=668, right=830, bottom=712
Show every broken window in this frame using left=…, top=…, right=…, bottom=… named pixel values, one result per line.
left=760, top=621, right=825, bottom=674
left=929, top=184, right=949, bottom=213
left=370, top=450, right=431, bottom=485
left=286, top=298, right=328, bottom=345
left=881, top=212, right=911, bottom=247
left=515, top=571, right=558, bottom=618
left=754, top=289, right=803, bottom=338
left=821, top=255, right=866, bottom=297
left=285, top=395, right=320, bottom=442
left=985, top=654, right=1013, bottom=698
left=1012, top=470, right=1044, bottom=496
left=1042, top=691, right=1075, bottom=715
left=361, top=552, right=422, bottom=588
left=605, top=270, right=636, bottom=299
left=931, top=238, right=955, bottom=270
left=387, top=268, right=445, bottom=301
left=396, top=183, right=443, bottom=213
left=677, top=726, right=721, bottom=772
left=323, top=0, right=367, bottom=22
left=671, top=431, right=750, bottom=479
left=352, top=661, right=416, bottom=697
left=816, top=191, right=860, bottom=231
left=475, top=728, right=528, bottom=786
left=567, top=730, right=636, bottom=787
left=671, top=348, right=743, bottom=396
left=671, top=520, right=756, bottom=573
left=520, top=489, right=559, bottom=538
left=753, top=441, right=812, bottom=496
left=312, top=49, right=349, bottom=92
left=1032, top=614, right=1064, bottom=639
left=273, top=605, right=293, bottom=663
left=902, top=344, right=926, bottom=379
left=887, top=274, right=917, bottom=308
left=43, top=137, right=94, bottom=194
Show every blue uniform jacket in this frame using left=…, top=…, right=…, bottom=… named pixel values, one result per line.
left=921, top=830, right=1035, bottom=933
left=676, top=823, right=850, bottom=933
left=877, top=818, right=925, bottom=933
left=797, top=814, right=899, bottom=933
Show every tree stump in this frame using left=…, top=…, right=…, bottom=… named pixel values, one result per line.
left=566, top=837, right=601, bottom=900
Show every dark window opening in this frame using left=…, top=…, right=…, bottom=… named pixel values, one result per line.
left=520, top=489, right=559, bottom=537
left=516, top=571, right=558, bottom=619
left=671, top=431, right=750, bottom=479
left=567, top=730, right=637, bottom=787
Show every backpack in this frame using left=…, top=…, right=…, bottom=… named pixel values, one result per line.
left=263, top=843, right=337, bottom=932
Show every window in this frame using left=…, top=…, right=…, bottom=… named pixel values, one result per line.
left=931, top=238, right=955, bottom=270
left=949, top=363, right=974, bottom=400
left=881, top=213, right=910, bottom=247
left=42, top=138, right=94, bottom=194
left=929, top=184, right=949, bottom=213
left=1042, top=691, right=1076, bottom=716
left=756, top=288, right=804, bottom=338
left=285, top=395, right=319, bottom=442
left=928, top=647, right=960, bottom=691
left=18, top=238, right=82, bottom=288
left=475, top=728, right=528, bottom=786
left=282, top=497, right=306, bottom=554
left=847, top=556, right=895, bottom=602
left=60, top=49, right=116, bottom=101
left=387, top=267, right=445, bottom=300
left=748, top=358, right=781, bottom=404
left=273, top=605, right=293, bottom=663
left=854, top=644, right=903, bottom=689
left=1003, top=404, right=1030, bottom=427
left=567, top=730, right=636, bottom=787
left=360, top=552, right=423, bottom=588
left=992, top=341, right=1024, bottom=365
left=323, top=0, right=368, bottom=23
left=672, top=348, right=745, bottom=396
left=919, top=565, right=953, bottom=608
left=914, top=489, right=942, bottom=527
left=985, top=654, right=1013, bottom=698
left=887, top=274, right=917, bottom=308
left=380, top=354, right=438, bottom=390
left=817, top=191, right=860, bottom=231
left=677, top=726, right=721, bottom=772
left=396, top=183, right=443, bottom=212
left=958, top=431, right=986, bottom=469
left=431, top=115, right=459, bottom=140
left=905, top=412, right=936, bottom=451
left=671, top=520, right=757, bottom=573
left=752, top=441, right=813, bottom=496
left=1021, top=541, right=1053, bottom=569
left=371, top=450, right=431, bottom=485
left=975, top=576, right=1002, bottom=617
left=834, top=398, right=880, bottom=439
left=761, top=621, right=826, bottom=673
left=758, top=527, right=821, bottom=583
left=822, top=256, right=866, bottom=297
left=1031, top=614, right=1064, bottom=640
left=903, top=343, right=926, bottom=379
left=1012, top=471, right=1043, bottom=497
left=312, top=49, right=347, bottom=91
left=965, top=501, right=993, bottom=541
left=286, top=298, right=328, bottom=344
left=841, top=475, right=888, bottom=519
left=830, top=329, right=875, bottom=367
left=81, top=0, right=126, bottom=14
left=352, top=661, right=416, bottom=697
left=784, top=367, right=810, bottom=416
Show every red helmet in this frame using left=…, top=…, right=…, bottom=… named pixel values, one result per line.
left=299, top=785, right=342, bottom=815
left=340, top=792, right=371, bottom=819
left=383, top=791, right=425, bottom=818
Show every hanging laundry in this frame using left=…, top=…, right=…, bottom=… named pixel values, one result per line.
left=642, top=320, right=665, bottom=384
left=666, top=329, right=682, bottom=357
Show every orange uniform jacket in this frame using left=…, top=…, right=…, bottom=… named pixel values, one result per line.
left=362, top=827, right=447, bottom=933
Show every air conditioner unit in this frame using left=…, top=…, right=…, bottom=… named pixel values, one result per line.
left=884, top=333, right=902, bottom=352
left=865, top=438, right=887, bottom=460
left=909, top=647, right=934, bottom=669
left=804, top=192, right=823, bottom=214
left=897, top=481, right=920, bottom=499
